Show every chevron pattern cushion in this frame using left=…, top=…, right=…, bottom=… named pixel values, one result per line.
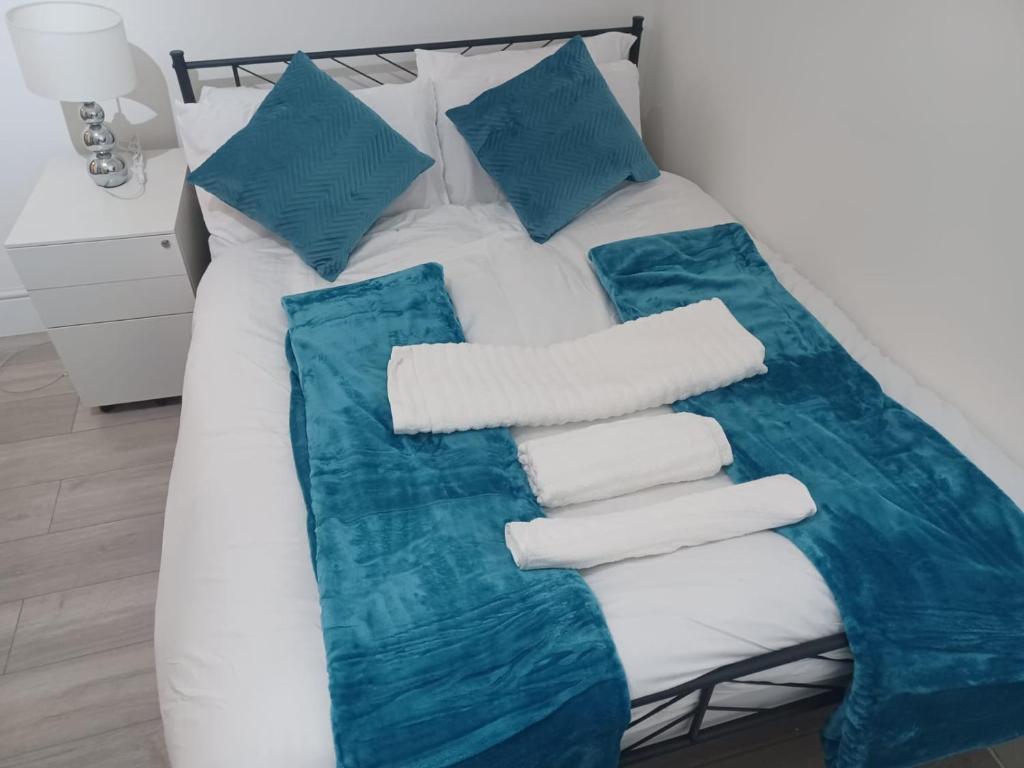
left=445, top=36, right=659, bottom=243
left=188, top=52, right=434, bottom=281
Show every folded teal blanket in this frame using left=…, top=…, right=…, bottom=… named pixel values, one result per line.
left=283, top=264, right=628, bottom=768
left=589, top=224, right=1024, bottom=768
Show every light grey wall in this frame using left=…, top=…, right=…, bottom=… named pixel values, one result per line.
left=642, top=0, right=1024, bottom=466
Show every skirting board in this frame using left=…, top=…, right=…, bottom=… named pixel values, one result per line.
left=0, top=295, right=44, bottom=337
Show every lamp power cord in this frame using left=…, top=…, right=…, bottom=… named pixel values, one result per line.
left=0, top=342, right=68, bottom=394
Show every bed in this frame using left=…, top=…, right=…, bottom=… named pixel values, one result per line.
left=157, top=18, right=1024, bottom=768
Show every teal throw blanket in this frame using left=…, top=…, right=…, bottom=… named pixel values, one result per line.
left=283, top=264, right=629, bottom=768
left=589, top=224, right=1024, bottom=768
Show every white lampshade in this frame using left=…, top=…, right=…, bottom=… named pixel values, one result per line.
left=6, top=2, right=136, bottom=102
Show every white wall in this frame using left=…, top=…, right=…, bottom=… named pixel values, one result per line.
left=0, top=0, right=652, bottom=335
left=0, top=4, right=66, bottom=335
left=642, top=0, right=1024, bottom=466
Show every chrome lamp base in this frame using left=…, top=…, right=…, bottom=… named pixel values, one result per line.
left=80, top=101, right=130, bottom=188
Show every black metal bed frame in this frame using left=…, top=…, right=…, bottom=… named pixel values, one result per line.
left=171, top=16, right=645, bottom=105
left=620, top=633, right=851, bottom=762
left=168, top=16, right=853, bottom=763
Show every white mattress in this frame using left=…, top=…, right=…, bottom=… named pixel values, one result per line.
left=155, top=173, right=1024, bottom=767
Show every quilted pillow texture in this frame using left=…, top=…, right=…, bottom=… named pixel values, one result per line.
left=188, top=51, right=434, bottom=281
left=445, top=36, right=659, bottom=243
left=434, top=60, right=643, bottom=207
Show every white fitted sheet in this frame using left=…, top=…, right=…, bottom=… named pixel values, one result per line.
left=156, top=173, right=1024, bottom=767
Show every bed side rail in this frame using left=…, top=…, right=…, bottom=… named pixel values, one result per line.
left=621, top=633, right=851, bottom=764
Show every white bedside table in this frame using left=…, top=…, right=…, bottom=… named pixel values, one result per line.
left=4, top=148, right=209, bottom=408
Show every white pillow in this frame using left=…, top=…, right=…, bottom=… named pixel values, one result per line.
left=172, top=78, right=447, bottom=245
left=415, top=31, right=634, bottom=81
left=434, top=60, right=643, bottom=207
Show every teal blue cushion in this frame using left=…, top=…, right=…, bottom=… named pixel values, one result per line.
left=445, top=36, right=659, bottom=243
left=188, top=52, right=434, bottom=281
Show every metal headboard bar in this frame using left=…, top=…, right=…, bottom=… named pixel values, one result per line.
left=170, top=15, right=644, bottom=103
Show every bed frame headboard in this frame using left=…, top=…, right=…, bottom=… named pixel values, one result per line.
left=170, top=16, right=643, bottom=103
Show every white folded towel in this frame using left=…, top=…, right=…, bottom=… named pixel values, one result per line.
left=505, top=475, right=815, bottom=570
left=518, top=413, right=733, bottom=508
left=388, top=299, right=766, bottom=434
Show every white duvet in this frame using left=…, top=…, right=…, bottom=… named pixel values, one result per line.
left=156, top=173, right=1024, bottom=768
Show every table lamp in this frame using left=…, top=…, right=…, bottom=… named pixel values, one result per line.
left=6, top=1, right=137, bottom=187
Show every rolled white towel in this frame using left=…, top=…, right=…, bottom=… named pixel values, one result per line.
left=505, top=475, right=816, bottom=570
left=518, top=413, right=733, bottom=508
left=387, top=299, right=766, bottom=434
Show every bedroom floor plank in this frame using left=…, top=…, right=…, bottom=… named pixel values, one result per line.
left=0, top=333, right=52, bottom=358
left=0, top=719, right=168, bottom=768
left=72, top=399, right=181, bottom=433
left=0, top=417, right=178, bottom=490
left=994, top=738, right=1024, bottom=767
left=0, top=336, right=72, bottom=405
left=622, top=702, right=1005, bottom=768
left=5, top=572, right=158, bottom=674
left=0, top=394, right=78, bottom=445
left=694, top=732, right=826, bottom=768
left=0, top=364, right=74, bottom=405
left=0, top=515, right=163, bottom=604
left=635, top=708, right=832, bottom=768
left=0, top=339, right=172, bottom=763
left=0, top=600, right=20, bottom=673
left=50, top=463, right=172, bottom=533
left=0, top=642, right=159, bottom=760
left=687, top=734, right=1001, bottom=768
left=0, top=482, right=59, bottom=543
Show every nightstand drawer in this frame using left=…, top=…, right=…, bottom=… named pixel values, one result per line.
left=8, top=233, right=186, bottom=290
left=48, top=314, right=192, bottom=406
left=29, top=275, right=195, bottom=327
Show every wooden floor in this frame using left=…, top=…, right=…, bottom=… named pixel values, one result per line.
left=0, top=334, right=173, bottom=767
left=0, top=332, right=1021, bottom=768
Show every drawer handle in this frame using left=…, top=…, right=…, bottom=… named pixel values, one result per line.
left=160, top=239, right=171, bottom=249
